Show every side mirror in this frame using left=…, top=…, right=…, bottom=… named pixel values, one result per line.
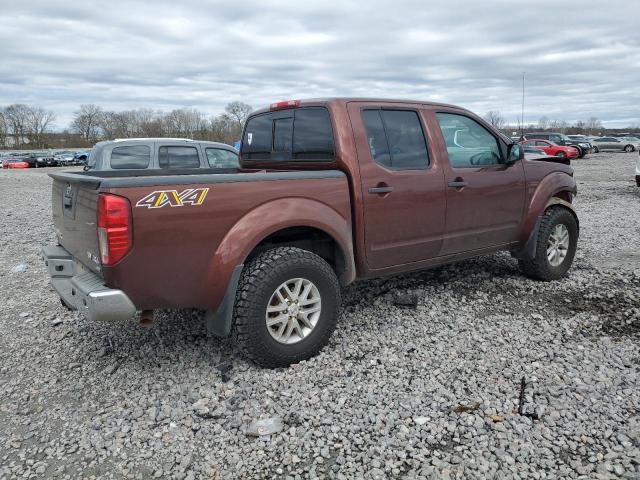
left=506, top=143, right=523, bottom=164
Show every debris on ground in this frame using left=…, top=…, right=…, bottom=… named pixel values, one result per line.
left=246, top=417, right=284, bottom=437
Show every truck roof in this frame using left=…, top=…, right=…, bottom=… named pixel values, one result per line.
left=94, top=138, right=236, bottom=150
left=249, top=97, right=469, bottom=116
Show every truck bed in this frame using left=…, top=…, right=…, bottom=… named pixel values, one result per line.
left=48, top=168, right=352, bottom=311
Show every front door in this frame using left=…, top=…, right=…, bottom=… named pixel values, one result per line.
left=348, top=102, right=446, bottom=270
left=433, top=111, right=525, bottom=255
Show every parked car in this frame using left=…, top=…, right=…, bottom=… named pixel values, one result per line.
left=620, top=136, right=640, bottom=143
left=71, top=151, right=90, bottom=166
left=54, top=151, right=76, bottom=166
left=21, top=152, right=58, bottom=168
left=590, top=137, right=640, bottom=152
left=636, top=152, right=640, bottom=186
left=84, top=139, right=238, bottom=171
left=520, top=139, right=579, bottom=159
left=2, top=158, right=30, bottom=169
left=42, top=98, right=578, bottom=367
left=522, top=132, right=591, bottom=157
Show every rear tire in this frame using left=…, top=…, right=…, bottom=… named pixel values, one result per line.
left=624, top=144, right=634, bottom=152
left=519, top=207, right=578, bottom=281
left=232, top=246, right=341, bottom=368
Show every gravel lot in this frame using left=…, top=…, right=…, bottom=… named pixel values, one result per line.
left=1, top=153, right=639, bottom=479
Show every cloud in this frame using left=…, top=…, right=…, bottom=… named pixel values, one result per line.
left=1, top=0, right=639, bottom=127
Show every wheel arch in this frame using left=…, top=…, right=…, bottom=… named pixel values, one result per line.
left=204, top=198, right=354, bottom=338
left=514, top=194, right=579, bottom=261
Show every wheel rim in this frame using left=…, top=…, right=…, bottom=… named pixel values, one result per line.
left=625, top=145, right=633, bottom=152
left=265, top=278, right=322, bottom=344
left=546, top=224, right=570, bottom=267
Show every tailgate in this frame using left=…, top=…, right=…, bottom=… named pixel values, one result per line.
left=50, top=173, right=102, bottom=273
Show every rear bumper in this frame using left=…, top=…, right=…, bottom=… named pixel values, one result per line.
left=41, top=245, right=136, bottom=322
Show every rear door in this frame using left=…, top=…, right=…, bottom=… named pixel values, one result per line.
left=433, top=111, right=525, bottom=255
left=347, top=102, right=446, bottom=270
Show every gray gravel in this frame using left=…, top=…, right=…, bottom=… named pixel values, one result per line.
left=1, top=152, right=639, bottom=479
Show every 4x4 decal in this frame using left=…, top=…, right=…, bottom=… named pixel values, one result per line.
left=136, top=188, right=209, bottom=209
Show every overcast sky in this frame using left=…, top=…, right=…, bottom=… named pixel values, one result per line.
left=1, top=0, right=639, bottom=129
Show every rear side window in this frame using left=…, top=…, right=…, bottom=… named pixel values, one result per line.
left=242, top=107, right=334, bottom=161
left=110, top=145, right=150, bottom=169
left=361, top=109, right=429, bottom=169
left=158, top=146, right=200, bottom=168
left=205, top=148, right=239, bottom=168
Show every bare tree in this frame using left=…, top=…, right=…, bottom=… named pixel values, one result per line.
left=164, top=108, right=207, bottom=138
left=26, top=106, right=56, bottom=147
left=0, top=111, right=7, bottom=148
left=71, top=104, right=103, bottom=143
left=573, top=120, right=585, bottom=134
left=584, top=117, right=603, bottom=135
left=484, top=110, right=505, bottom=129
left=538, top=116, right=549, bottom=130
left=4, top=104, right=31, bottom=146
left=224, top=101, right=253, bottom=131
left=548, top=119, right=569, bottom=133
left=209, top=114, right=238, bottom=144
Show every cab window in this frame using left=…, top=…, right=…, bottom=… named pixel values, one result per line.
left=158, top=146, right=200, bottom=168
left=242, top=107, right=334, bottom=162
left=205, top=148, right=239, bottom=168
left=361, top=109, right=429, bottom=169
left=110, top=145, right=150, bottom=169
left=436, top=113, right=502, bottom=167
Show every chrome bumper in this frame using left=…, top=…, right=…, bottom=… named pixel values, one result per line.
left=41, top=245, right=136, bottom=322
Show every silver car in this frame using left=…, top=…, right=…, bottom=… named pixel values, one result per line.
left=590, top=137, right=640, bottom=152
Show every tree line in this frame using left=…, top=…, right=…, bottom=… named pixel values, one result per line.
left=1, top=103, right=636, bottom=150
left=0, top=101, right=253, bottom=149
left=0, top=104, right=57, bottom=149
left=483, top=110, right=637, bottom=136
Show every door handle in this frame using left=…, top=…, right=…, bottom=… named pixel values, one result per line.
left=368, top=185, right=394, bottom=194
left=447, top=180, right=467, bottom=189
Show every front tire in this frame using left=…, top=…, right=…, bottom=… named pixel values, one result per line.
left=232, top=247, right=341, bottom=368
left=519, top=207, right=578, bottom=281
left=593, top=146, right=599, bottom=153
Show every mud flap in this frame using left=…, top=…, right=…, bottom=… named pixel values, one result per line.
left=205, top=265, right=244, bottom=338
left=512, top=216, right=543, bottom=261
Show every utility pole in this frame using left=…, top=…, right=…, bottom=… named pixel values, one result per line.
left=521, top=72, right=525, bottom=136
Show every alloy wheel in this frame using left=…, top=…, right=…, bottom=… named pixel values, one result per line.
left=546, top=224, right=570, bottom=267
left=265, top=278, right=322, bottom=344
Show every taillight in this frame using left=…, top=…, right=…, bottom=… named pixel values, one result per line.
left=97, top=194, right=131, bottom=266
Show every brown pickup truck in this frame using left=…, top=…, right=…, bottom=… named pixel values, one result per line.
left=42, top=98, right=578, bottom=367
